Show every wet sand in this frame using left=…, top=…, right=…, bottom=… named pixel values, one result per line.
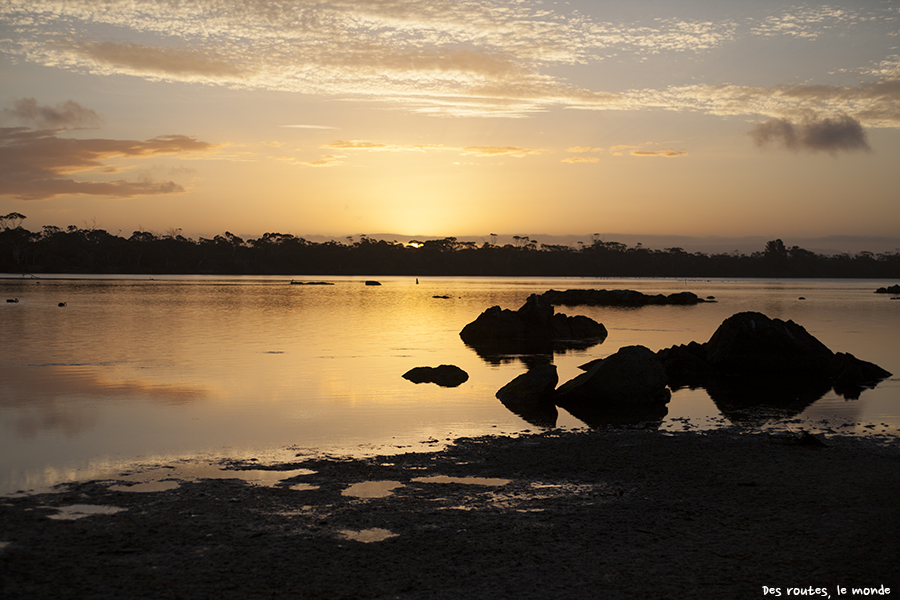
left=1, top=428, right=898, bottom=599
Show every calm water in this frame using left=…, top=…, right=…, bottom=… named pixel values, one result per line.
left=1, top=275, right=898, bottom=494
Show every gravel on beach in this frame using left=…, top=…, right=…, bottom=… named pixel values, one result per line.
left=1, top=428, right=898, bottom=599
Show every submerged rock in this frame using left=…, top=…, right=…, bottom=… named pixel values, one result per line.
left=874, top=284, right=900, bottom=294
left=402, top=365, right=469, bottom=388
left=541, top=289, right=710, bottom=307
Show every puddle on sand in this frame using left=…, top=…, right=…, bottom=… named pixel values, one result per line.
left=109, top=465, right=316, bottom=492
left=47, top=504, right=127, bottom=520
left=342, top=476, right=510, bottom=498
left=342, top=481, right=403, bottom=498
left=109, top=480, right=181, bottom=493
left=411, top=475, right=511, bottom=486
left=289, top=482, right=319, bottom=491
left=338, top=528, right=398, bottom=543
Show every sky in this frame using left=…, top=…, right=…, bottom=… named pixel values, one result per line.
left=1, top=0, right=899, bottom=252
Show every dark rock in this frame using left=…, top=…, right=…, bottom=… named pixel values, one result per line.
left=496, top=364, right=559, bottom=428
left=655, top=341, right=711, bottom=390
left=541, top=289, right=709, bottom=307
left=459, top=294, right=607, bottom=356
left=874, top=284, right=900, bottom=294
left=365, top=280, right=381, bottom=286
left=830, top=352, right=893, bottom=399
left=402, top=365, right=469, bottom=387
left=796, top=431, right=828, bottom=447
left=557, top=346, right=671, bottom=427
left=555, top=345, right=671, bottom=411
left=704, top=312, right=834, bottom=377
left=655, top=312, right=893, bottom=418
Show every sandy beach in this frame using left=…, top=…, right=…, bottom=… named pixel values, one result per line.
left=1, top=428, right=898, bottom=599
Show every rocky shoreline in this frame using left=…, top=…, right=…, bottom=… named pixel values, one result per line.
left=2, top=428, right=898, bottom=599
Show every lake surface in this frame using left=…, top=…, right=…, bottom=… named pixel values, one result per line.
left=1, top=275, right=898, bottom=495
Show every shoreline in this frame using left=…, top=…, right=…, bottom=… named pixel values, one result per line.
left=2, top=428, right=898, bottom=599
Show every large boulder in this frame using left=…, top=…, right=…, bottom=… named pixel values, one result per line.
left=656, top=312, right=892, bottom=410
left=496, top=364, right=559, bottom=428
left=704, top=312, right=834, bottom=377
left=460, top=294, right=607, bottom=355
left=402, top=365, right=469, bottom=387
left=555, top=345, right=670, bottom=409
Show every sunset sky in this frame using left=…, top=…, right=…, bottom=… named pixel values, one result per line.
left=1, top=0, right=899, bottom=250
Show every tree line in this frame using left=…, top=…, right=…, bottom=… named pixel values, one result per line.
left=1, top=216, right=898, bottom=278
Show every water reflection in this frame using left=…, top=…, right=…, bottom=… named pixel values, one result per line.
left=46, top=504, right=127, bottom=520
left=0, top=365, right=209, bottom=437
left=2, top=276, right=898, bottom=495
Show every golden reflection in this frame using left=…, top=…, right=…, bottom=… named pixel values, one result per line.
left=0, top=365, right=210, bottom=437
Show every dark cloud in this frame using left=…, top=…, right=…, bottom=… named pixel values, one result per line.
left=0, top=127, right=217, bottom=200
left=2, top=98, right=102, bottom=128
left=749, top=114, right=871, bottom=154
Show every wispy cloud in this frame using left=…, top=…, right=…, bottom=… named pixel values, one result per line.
left=2, top=1, right=896, bottom=121
left=566, top=146, right=604, bottom=154
left=300, top=155, right=344, bottom=168
left=562, top=156, right=599, bottom=164
left=631, top=148, right=687, bottom=158
left=749, top=114, right=871, bottom=154
left=70, top=41, right=246, bottom=80
left=0, top=124, right=218, bottom=200
left=460, top=146, right=540, bottom=157
left=322, top=140, right=447, bottom=152
left=282, top=125, right=338, bottom=130
left=309, top=140, right=542, bottom=163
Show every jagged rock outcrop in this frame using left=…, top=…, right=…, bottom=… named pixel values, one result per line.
left=556, top=345, right=670, bottom=408
left=874, top=284, right=900, bottom=294
left=656, top=312, right=892, bottom=406
left=552, top=346, right=670, bottom=426
left=460, top=294, right=607, bottom=355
